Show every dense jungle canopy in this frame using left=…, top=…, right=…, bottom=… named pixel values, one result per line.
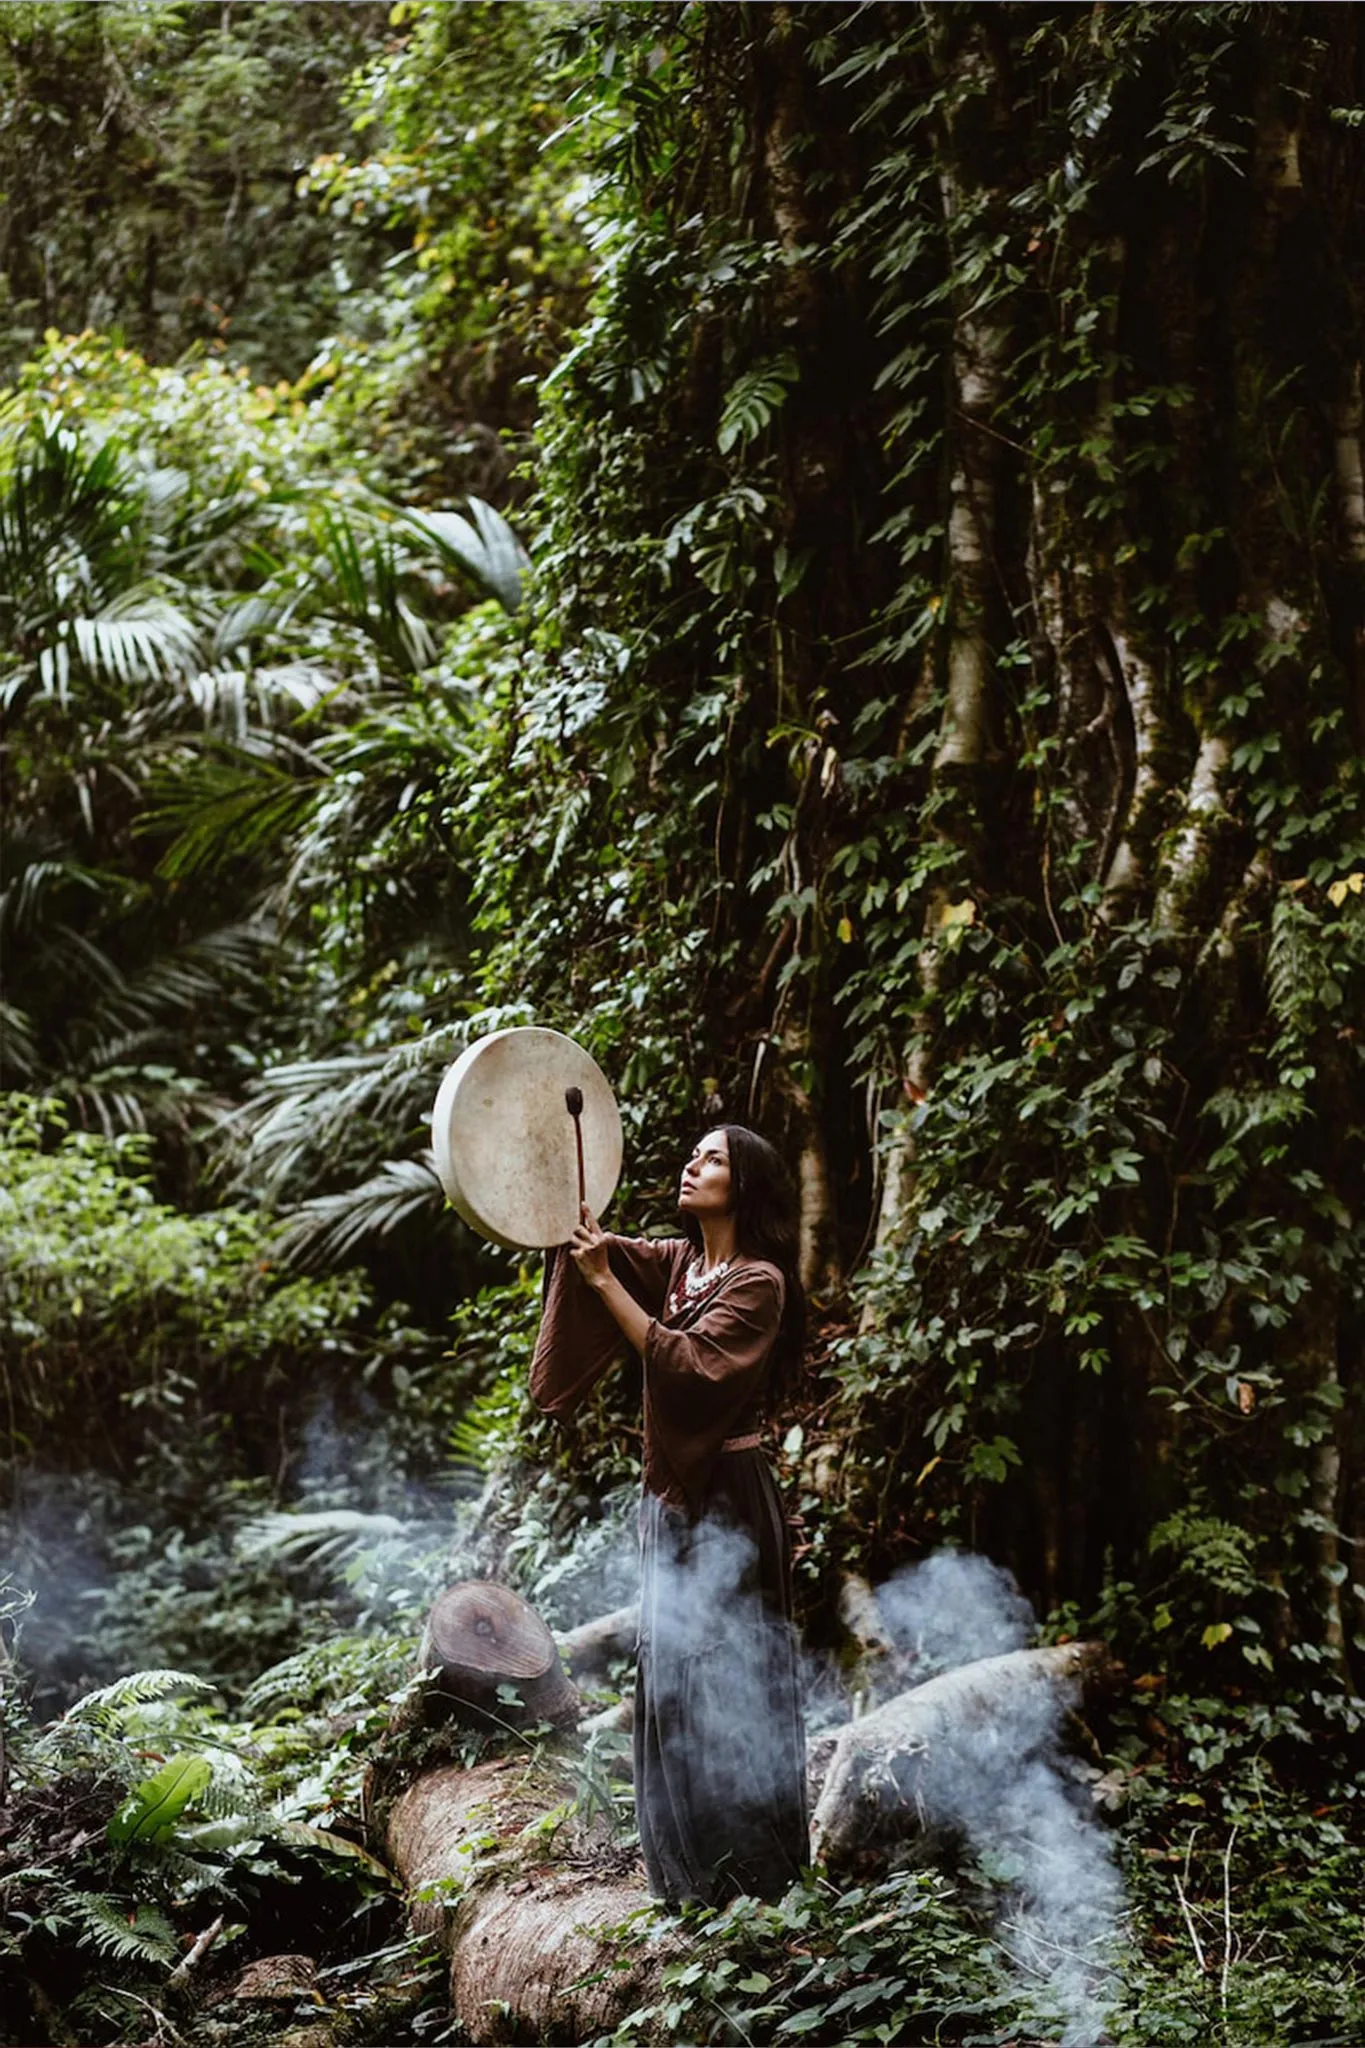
left=3, top=2, right=1365, bottom=2043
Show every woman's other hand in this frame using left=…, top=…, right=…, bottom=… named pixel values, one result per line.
left=569, top=1205, right=611, bottom=1290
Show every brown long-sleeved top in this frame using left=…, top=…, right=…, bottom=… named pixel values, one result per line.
left=529, top=1236, right=785, bottom=1514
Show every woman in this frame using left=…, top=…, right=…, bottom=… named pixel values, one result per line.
left=530, top=1124, right=809, bottom=1907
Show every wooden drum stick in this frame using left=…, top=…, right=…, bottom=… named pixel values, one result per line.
left=564, top=1086, right=586, bottom=1211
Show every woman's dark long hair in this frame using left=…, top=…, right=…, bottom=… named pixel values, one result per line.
left=679, top=1124, right=806, bottom=1408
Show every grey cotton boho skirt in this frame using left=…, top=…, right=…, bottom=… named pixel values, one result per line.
left=634, top=1450, right=809, bottom=1906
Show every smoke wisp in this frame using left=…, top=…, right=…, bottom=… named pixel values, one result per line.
left=868, top=1551, right=1125, bottom=2047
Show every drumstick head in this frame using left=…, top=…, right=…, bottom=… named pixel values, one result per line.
left=564, top=1085, right=584, bottom=1117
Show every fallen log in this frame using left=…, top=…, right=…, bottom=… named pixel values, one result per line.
left=554, top=1603, right=639, bottom=1681
left=385, top=1750, right=669, bottom=2042
left=810, top=1641, right=1110, bottom=1868
left=581, top=1695, right=634, bottom=1738
left=382, top=1586, right=1112, bottom=2041
left=378, top=1588, right=662, bottom=2040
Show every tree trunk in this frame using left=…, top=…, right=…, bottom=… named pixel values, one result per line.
left=810, top=1642, right=1111, bottom=1869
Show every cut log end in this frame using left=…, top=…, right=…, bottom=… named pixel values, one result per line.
left=427, top=1582, right=558, bottom=1681
left=420, top=1582, right=583, bottom=1727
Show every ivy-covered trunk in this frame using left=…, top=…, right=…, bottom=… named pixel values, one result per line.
left=532, top=1, right=1365, bottom=1698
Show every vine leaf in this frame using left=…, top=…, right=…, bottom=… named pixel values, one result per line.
left=717, top=352, right=800, bottom=453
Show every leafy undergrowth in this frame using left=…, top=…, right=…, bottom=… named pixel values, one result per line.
left=5, top=1566, right=1365, bottom=2048
left=586, top=1749, right=1365, bottom=2048
left=0, top=1633, right=453, bottom=2048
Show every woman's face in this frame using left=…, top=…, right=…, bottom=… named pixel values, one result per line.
left=678, top=1129, right=733, bottom=1218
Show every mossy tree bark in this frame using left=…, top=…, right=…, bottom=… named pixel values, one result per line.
left=540, top=2, right=1365, bottom=1683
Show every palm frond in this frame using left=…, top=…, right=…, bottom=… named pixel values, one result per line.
left=43, top=922, right=131, bottom=1001
left=0, top=848, right=105, bottom=940
left=70, top=591, right=204, bottom=688
left=314, top=506, right=437, bottom=674
left=70, top=919, right=278, bottom=1052
left=274, top=1151, right=446, bottom=1266
left=0, top=419, right=144, bottom=621
left=223, top=1010, right=532, bottom=1202
left=211, top=591, right=293, bottom=656
left=227, top=1048, right=430, bottom=1201
left=187, top=658, right=334, bottom=737
left=148, top=740, right=325, bottom=880
left=236, top=1509, right=409, bottom=1571
left=401, top=495, right=529, bottom=613
left=157, top=483, right=274, bottom=575
left=0, top=999, right=39, bottom=1076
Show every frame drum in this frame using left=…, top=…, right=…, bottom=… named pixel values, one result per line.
left=430, top=1027, right=623, bottom=1249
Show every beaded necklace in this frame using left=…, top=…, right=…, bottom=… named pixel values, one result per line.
left=667, top=1256, right=731, bottom=1320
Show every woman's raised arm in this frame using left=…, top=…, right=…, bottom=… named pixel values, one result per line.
left=529, top=1223, right=682, bottom=1418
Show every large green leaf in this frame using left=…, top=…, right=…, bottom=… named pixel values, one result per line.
left=402, top=496, right=529, bottom=613
left=107, top=1752, right=213, bottom=1848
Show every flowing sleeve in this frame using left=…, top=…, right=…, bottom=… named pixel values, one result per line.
left=642, top=1263, right=784, bottom=1510
left=529, top=1235, right=685, bottom=1420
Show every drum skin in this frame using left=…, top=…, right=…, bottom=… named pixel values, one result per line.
left=430, top=1027, right=623, bottom=1249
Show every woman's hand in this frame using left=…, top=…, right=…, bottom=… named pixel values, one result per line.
left=568, top=1207, right=651, bottom=1354
left=569, top=1205, right=611, bottom=1290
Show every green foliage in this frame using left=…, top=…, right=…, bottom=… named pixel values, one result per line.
left=107, top=1754, right=215, bottom=1848
left=63, top=1669, right=216, bottom=1727
left=0, top=333, right=531, bottom=1189
left=0, top=1094, right=377, bottom=1465
left=6, top=4, right=1365, bottom=2040
left=597, top=1872, right=1051, bottom=2045
left=1100, top=1664, right=1365, bottom=2045
left=303, top=0, right=591, bottom=492
left=0, top=0, right=390, bottom=379
left=1, top=1622, right=421, bottom=2045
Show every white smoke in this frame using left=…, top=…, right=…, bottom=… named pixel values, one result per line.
left=871, top=1551, right=1124, bottom=2047
left=875, top=1549, right=1034, bottom=1672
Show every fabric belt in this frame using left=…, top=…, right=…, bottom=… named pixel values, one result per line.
left=720, top=1432, right=763, bottom=1453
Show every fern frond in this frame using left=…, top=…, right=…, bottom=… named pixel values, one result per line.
left=73, top=1894, right=179, bottom=1965
left=241, top=1632, right=413, bottom=1719
left=61, top=1668, right=215, bottom=1727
